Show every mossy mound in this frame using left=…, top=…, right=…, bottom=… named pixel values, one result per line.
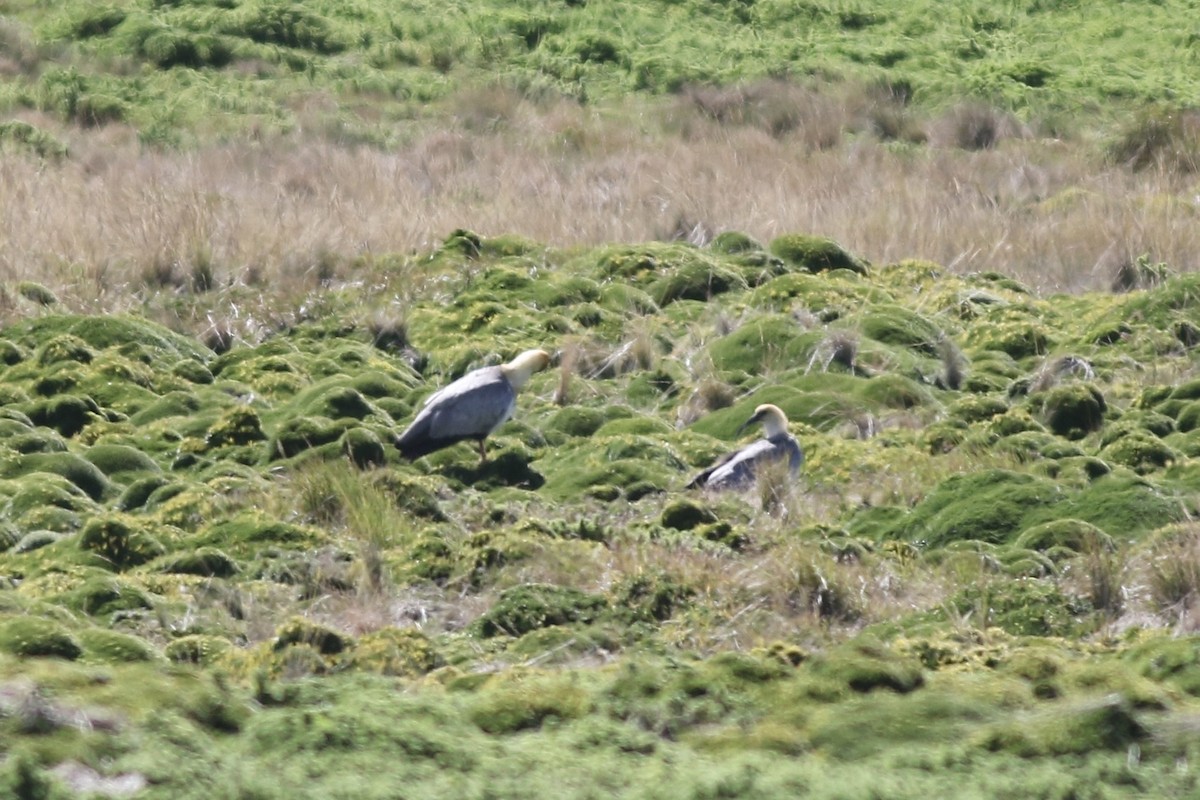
left=12, top=530, right=68, bottom=552
left=965, top=316, right=1051, bottom=360
left=205, top=406, right=267, bottom=448
left=591, top=243, right=725, bottom=291
left=165, top=634, right=233, bottom=666
left=273, top=617, right=351, bottom=656
left=534, top=436, right=678, bottom=501
left=1040, top=474, right=1186, bottom=538
left=1125, top=637, right=1200, bottom=696
left=288, top=381, right=386, bottom=422
left=36, top=333, right=96, bottom=366
left=948, top=394, right=1010, bottom=424
left=22, top=394, right=103, bottom=437
left=461, top=529, right=545, bottom=585
left=345, top=628, right=441, bottom=676
left=710, top=230, right=764, bottom=256
left=79, top=627, right=160, bottom=663
left=78, top=513, right=166, bottom=570
left=649, top=254, right=747, bottom=306
left=1099, top=429, right=1178, bottom=473
left=544, top=406, right=610, bottom=439
left=0, top=313, right=210, bottom=365
left=1014, top=519, right=1113, bottom=560
left=467, top=670, right=593, bottom=734
left=768, top=234, right=869, bottom=275
left=0, top=451, right=113, bottom=500
left=661, top=498, right=718, bottom=531
left=1174, top=400, right=1200, bottom=433
left=369, top=472, right=448, bottom=521
left=58, top=573, right=154, bottom=616
left=807, top=639, right=925, bottom=694
left=706, top=315, right=812, bottom=375
left=610, top=570, right=695, bottom=623
left=83, top=443, right=163, bottom=478
left=472, top=583, right=608, bottom=638
left=980, top=695, right=1147, bottom=756
left=340, top=427, right=387, bottom=469
left=0, top=616, right=83, bottom=659
left=1031, top=383, right=1106, bottom=440
left=127, top=390, right=203, bottom=426
left=949, top=578, right=1095, bottom=637
left=116, top=475, right=176, bottom=511
left=437, top=445, right=545, bottom=491
left=4, top=473, right=98, bottom=519
left=887, top=469, right=1064, bottom=547
left=1109, top=410, right=1177, bottom=440
left=854, top=304, right=945, bottom=357
left=268, top=416, right=354, bottom=460
left=400, top=531, right=454, bottom=583
left=154, top=546, right=240, bottom=578
left=195, top=514, right=327, bottom=553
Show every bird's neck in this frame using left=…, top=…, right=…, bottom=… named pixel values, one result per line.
left=762, top=416, right=788, bottom=439
left=500, top=362, right=537, bottom=390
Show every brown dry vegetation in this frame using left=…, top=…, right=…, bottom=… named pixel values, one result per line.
left=3, top=88, right=1198, bottom=324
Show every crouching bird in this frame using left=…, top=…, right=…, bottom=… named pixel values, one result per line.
left=395, top=349, right=551, bottom=463
left=686, top=403, right=804, bottom=490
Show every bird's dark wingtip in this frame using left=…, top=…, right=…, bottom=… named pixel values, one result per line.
left=394, top=433, right=429, bottom=460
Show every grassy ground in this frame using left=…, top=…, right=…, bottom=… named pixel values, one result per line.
left=0, top=236, right=1198, bottom=796
left=2, top=1, right=1200, bottom=797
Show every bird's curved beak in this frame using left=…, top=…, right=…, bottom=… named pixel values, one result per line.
left=735, top=411, right=762, bottom=437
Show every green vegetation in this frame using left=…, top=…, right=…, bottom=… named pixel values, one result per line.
left=2, top=0, right=1200, bottom=142
left=3, top=0, right=1200, bottom=796
left=0, top=231, right=1195, bottom=795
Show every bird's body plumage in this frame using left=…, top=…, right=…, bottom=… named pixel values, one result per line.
left=687, top=404, right=803, bottom=490
left=395, top=349, right=550, bottom=461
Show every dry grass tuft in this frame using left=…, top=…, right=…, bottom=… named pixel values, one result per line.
left=810, top=330, right=859, bottom=373
left=756, top=458, right=796, bottom=518
left=680, top=79, right=848, bottom=150
left=938, top=337, right=965, bottom=390
left=1082, top=535, right=1126, bottom=618
left=365, top=309, right=410, bottom=353
left=2, top=86, right=1200, bottom=319
left=696, top=377, right=736, bottom=412
left=283, top=461, right=409, bottom=598
left=200, top=316, right=237, bottom=354
left=553, top=339, right=579, bottom=406
left=0, top=18, right=40, bottom=77
left=853, top=78, right=926, bottom=143
left=1028, top=354, right=1095, bottom=393
left=928, top=102, right=1027, bottom=150
left=1110, top=254, right=1174, bottom=293
left=1108, top=106, right=1200, bottom=173
left=1148, top=526, right=1200, bottom=617
left=658, top=212, right=714, bottom=246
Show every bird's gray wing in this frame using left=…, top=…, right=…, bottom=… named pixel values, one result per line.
left=685, top=448, right=742, bottom=489
left=701, top=439, right=779, bottom=489
left=400, top=367, right=515, bottom=444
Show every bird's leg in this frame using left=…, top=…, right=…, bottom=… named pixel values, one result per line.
left=478, top=439, right=488, bottom=464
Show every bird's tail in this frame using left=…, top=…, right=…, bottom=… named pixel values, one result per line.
left=393, top=433, right=429, bottom=460
left=394, top=431, right=462, bottom=460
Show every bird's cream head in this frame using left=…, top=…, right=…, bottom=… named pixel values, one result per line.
left=500, top=348, right=552, bottom=390
left=741, top=403, right=789, bottom=438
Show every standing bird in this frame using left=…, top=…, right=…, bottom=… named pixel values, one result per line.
left=686, top=403, right=804, bottom=490
left=394, top=349, right=551, bottom=462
